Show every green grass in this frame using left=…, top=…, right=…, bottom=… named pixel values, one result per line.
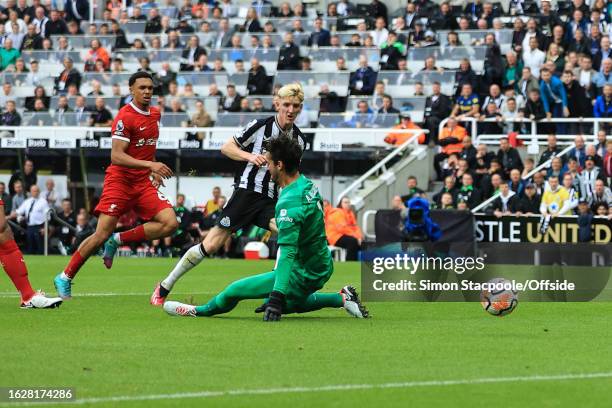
left=1, top=256, right=611, bottom=407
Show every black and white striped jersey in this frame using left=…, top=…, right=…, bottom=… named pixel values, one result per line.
left=232, top=115, right=304, bottom=200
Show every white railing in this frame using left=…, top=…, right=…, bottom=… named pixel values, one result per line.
left=438, top=117, right=606, bottom=147
left=334, top=130, right=428, bottom=206
left=0, top=126, right=422, bottom=150
left=469, top=143, right=576, bottom=214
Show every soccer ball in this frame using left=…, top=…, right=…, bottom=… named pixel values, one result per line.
left=480, top=278, right=518, bottom=317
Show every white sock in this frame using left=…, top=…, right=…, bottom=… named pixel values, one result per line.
left=161, top=244, right=206, bottom=290
left=113, top=232, right=122, bottom=245
left=60, top=272, right=72, bottom=281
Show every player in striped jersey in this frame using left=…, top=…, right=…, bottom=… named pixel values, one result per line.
left=150, top=84, right=306, bottom=305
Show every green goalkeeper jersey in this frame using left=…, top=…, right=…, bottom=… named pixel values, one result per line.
left=272, top=174, right=333, bottom=295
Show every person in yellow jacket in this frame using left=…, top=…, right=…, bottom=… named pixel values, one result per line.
left=384, top=112, right=426, bottom=145
left=540, top=176, right=571, bottom=216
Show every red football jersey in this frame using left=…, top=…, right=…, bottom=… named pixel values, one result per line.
left=108, top=102, right=162, bottom=180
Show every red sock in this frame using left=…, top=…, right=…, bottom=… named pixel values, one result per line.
left=64, top=251, right=86, bottom=279
left=0, top=240, right=35, bottom=302
left=119, top=225, right=146, bottom=244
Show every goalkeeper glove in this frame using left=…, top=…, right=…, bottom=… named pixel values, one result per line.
left=263, top=291, right=285, bottom=322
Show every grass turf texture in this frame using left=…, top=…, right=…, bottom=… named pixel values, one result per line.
left=1, top=256, right=611, bottom=408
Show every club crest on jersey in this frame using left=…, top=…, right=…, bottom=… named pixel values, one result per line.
left=114, top=119, right=124, bottom=136
left=220, top=216, right=231, bottom=227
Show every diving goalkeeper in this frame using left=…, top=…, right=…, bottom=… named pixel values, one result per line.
left=163, top=136, right=369, bottom=321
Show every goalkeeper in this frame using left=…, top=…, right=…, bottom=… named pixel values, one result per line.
left=163, top=136, right=369, bottom=321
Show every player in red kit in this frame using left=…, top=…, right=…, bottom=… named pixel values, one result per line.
left=53, top=72, right=178, bottom=299
left=0, top=198, right=62, bottom=308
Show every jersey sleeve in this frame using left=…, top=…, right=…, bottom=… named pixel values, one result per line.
left=233, top=119, right=261, bottom=150
left=111, top=112, right=131, bottom=143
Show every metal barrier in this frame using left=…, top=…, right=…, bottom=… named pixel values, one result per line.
left=335, top=130, right=428, bottom=207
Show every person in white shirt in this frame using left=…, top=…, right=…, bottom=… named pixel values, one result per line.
left=15, top=185, right=49, bottom=254
left=522, top=36, right=546, bottom=77
left=369, top=17, right=388, bottom=48
left=43, top=178, right=62, bottom=210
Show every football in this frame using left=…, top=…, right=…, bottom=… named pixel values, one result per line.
left=480, top=278, right=519, bottom=317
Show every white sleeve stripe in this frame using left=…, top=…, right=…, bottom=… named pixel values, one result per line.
left=112, top=135, right=130, bottom=142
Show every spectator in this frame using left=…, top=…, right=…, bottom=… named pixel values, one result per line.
left=247, top=57, right=269, bottom=95
left=517, top=67, right=540, bottom=101
left=592, top=36, right=611, bottom=71
left=492, top=181, right=519, bottom=217
left=325, top=197, right=362, bottom=261
left=73, top=211, right=94, bottom=249
left=349, top=55, right=377, bottom=95
left=400, top=176, right=425, bottom=202
left=500, top=96, right=522, bottom=133
left=0, top=38, right=20, bottom=70
left=277, top=32, right=300, bottom=70
left=144, top=7, right=162, bottom=33
left=538, top=134, right=563, bottom=167
left=503, top=51, right=522, bottom=89
left=0, top=182, right=10, bottom=215
left=424, top=81, right=452, bottom=143
left=433, top=176, right=458, bottom=206
left=579, top=155, right=606, bottom=200
left=44, top=9, right=68, bottom=37
left=154, top=193, right=195, bottom=257
left=10, top=179, right=25, bottom=215
left=561, top=70, right=592, bottom=133
left=179, top=35, right=206, bottom=71
left=220, top=84, right=242, bottom=112
left=430, top=2, right=458, bottom=30
left=594, top=203, right=609, bottom=216
left=497, top=136, right=524, bottom=176
left=545, top=43, right=565, bottom=75
left=24, top=85, right=49, bottom=111
left=378, top=94, right=400, bottom=114
left=540, top=176, right=571, bottom=216
left=518, top=183, right=542, bottom=215
left=9, top=159, right=36, bottom=196
left=189, top=100, right=212, bottom=140
left=65, top=0, right=90, bottom=23
left=481, top=169, right=503, bottom=200
left=384, top=112, right=425, bottom=145
left=589, top=179, right=612, bottom=211
left=604, top=139, right=612, bottom=184
left=540, top=68, right=569, bottom=126
left=84, top=39, right=110, bottom=71
left=585, top=144, right=604, bottom=168
left=308, top=17, right=330, bottom=47
left=54, top=198, right=76, bottom=253
left=437, top=192, right=455, bottom=209
left=88, top=97, right=113, bottom=137
left=369, top=16, right=388, bottom=47
left=593, top=83, right=612, bottom=122
left=459, top=136, right=477, bottom=168
left=379, top=31, right=405, bottom=70
left=451, top=83, right=480, bottom=119
left=595, top=131, right=607, bottom=158
left=522, top=37, right=546, bottom=77
left=523, top=89, right=550, bottom=134
left=0, top=99, right=21, bottom=130
left=568, top=135, right=587, bottom=168
left=455, top=173, right=482, bottom=210
left=20, top=23, right=42, bottom=50
left=454, top=59, right=480, bottom=96
left=478, top=102, right=504, bottom=134
left=42, top=178, right=61, bottom=209
left=14, top=185, right=48, bottom=254
left=562, top=173, right=580, bottom=214
left=508, top=168, right=525, bottom=198
left=318, top=84, right=345, bottom=113
left=54, top=57, right=81, bottom=95
left=434, top=117, right=467, bottom=180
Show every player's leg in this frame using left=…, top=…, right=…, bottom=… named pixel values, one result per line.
left=284, top=286, right=369, bottom=318
left=103, top=185, right=177, bottom=268
left=153, top=189, right=262, bottom=304
left=164, top=271, right=275, bottom=317
left=53, top=213, right=118, bottom=298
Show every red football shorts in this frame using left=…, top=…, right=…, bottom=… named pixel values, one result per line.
left=94, top=174, right=172, bottom=221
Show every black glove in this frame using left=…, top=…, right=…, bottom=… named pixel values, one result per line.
left=263, top=291, right=285, bottom=322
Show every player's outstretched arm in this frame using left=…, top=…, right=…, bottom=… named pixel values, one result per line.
left=221, top=137, right=266, bottom=166
left=111, top=139, right=173, bottom=178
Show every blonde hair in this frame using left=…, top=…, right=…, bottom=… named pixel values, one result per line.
left=277, top=83, right=304, bottom=102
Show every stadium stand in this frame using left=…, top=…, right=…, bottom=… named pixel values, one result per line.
left=0, top=0, right=610, bottom=256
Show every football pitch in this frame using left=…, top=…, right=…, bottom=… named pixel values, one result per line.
left=1, top=257, right=611, bottom=407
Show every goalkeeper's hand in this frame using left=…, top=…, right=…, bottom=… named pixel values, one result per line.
left=262, top=291, right=285, bottom=322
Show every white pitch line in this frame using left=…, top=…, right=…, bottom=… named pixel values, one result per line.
left=0, top=292, right=215, bottom=298
left=2, top=372, right=612, bottom=406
